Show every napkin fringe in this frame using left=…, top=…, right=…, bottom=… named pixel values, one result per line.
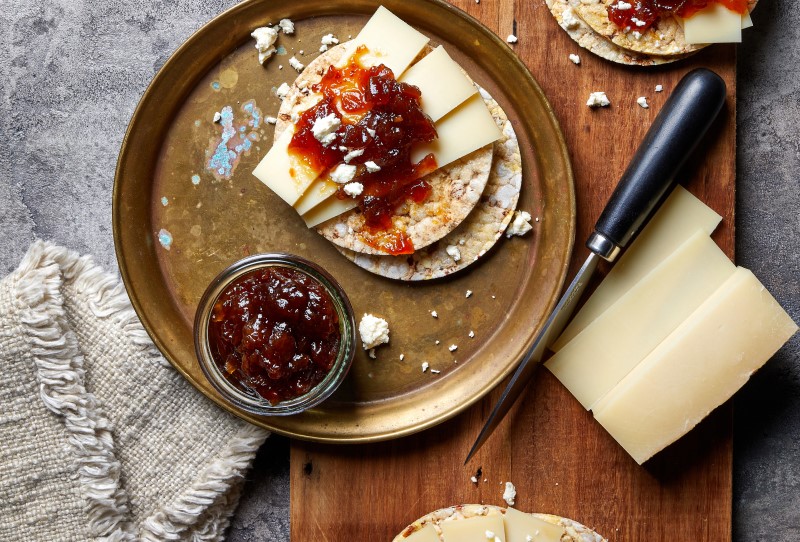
left=15, top=241, right=135, bottom=540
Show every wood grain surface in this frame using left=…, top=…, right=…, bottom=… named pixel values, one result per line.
left=291, top=1, right=736, bottom=539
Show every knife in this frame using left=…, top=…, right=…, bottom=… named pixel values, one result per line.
left=465, top=68, right=727, bottom=464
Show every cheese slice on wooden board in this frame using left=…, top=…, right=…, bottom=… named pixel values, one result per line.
left=503, top=508, right=564, bottom=542
left=440, top=514, right=506, bottom=541
left=552, top=186, right=722, bottom=350
left=683, top=4, right=743, bottom=44
left=402, top=524, right=440, bottom=542
left=593, top=267, right=799, bottom=464
left=341, top=5, right=430, bottom=76
left=546, top=231, right=737, bottom=409
left=252, top=128, right=323, bottom=206
left=411, top=93, right=503, bottom=169
left=399, top=45, right=478, bottom=122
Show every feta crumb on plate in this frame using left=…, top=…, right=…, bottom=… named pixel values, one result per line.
left=368, top=348, right=376, bottom=359
left=506, top=210, right=533, bottom=237
left=469, top=330, right=475, bottom=338
left=276, top=82, right=291, bottom=99
left=561, top=7, right=580, bottom=29
left=431, top=310, right=438, bottom=318
left=466, top=290, right=473, bottom=298
left=586, top=91, right=611, bottom=108
left=343, top=148, right=364, bottom=163
left=251, top=26, right=279, bottom=64
left=311, top=113, right=341, bottom=146
left=471, top=476, right=478, bottom=483
left=289, top=55, right=305, bottom=72
left=449, top=344, right=458, bottom=352
left=503, top=481, right=517, bottom=505
left=655, top=84, right=664, bottom=92
left=364, top=160, right=381, bottom=173
left=399, top=354, right=405, bottom=361
left=617, top=1, right=633, bottom=8
left=506, top=34, right=518, bottom=44
left=446, top=245, right=461, bottom=262
left=321, top=33, right=339, bottom=46
left=265, top=116, right=278, bottom=125
left=330, top=164, right=357, bottom=184
left=421, top=361, right=429, bottom=373
left=343, top=182, right=363, bottom=197
left=430, top=369, right=441, bottom=374
left=359, top=313, right=390, bottom=350
left=637, top=96, right=650, bottom=109
left=569, top=53, right=580, bottom=65
left=278, top=18, right=295, bottom=34
left=213, top=111, right=222, bottom=123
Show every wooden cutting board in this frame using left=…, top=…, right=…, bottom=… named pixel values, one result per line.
left=291, top=1, right=736, bottom=539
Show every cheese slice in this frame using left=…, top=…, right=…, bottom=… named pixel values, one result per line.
left=252, top=128, right=323, bottom=206
left=294, top=175, right=339, bottom=215
left=302, top=195, right=359, bottom=227
left=683, top=4, right=743, bottom=44
left=342, top=6, right=430, bottom=76
left=593, top=267, right=798, bottom=464
left=411, top=93, right=502, bottom=168
left=553, top=186, right=722, bottom=350
left=440, top=514, right=506, bottom=542
left=399, top=45, right=478, bottom=122
left=546, top=231, right=736, bottom=409
left=742, top=11, right=753, bottom=29
left=503, top=508, right=563, bottom=542
left=402, top=524, right=440, bottom=542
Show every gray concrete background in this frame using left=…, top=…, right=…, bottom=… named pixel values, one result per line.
left=0, top=1, right=796, bottom=540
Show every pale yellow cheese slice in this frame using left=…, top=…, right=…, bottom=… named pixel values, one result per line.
left=440, top=514, right=506, bottom=542
left=593, top=267, right=798, bottom=464
left=503, top=508, right=564, bottom=542
left=553, top=186, right=722, bottom=350
left=302, top=196, right=359, bottom=228
left=411, top=93, right=503, bottom=169
left=399, top=45, right=478, bottom=122
left=341, top=5, right=430, bottom=76
left=252, top=128, right=322, bottom=206
left=294, top=175, right=339, bottom=215
left=546, top=231, right=736, bottom=410
left=683, top=4, right=743, bottom=44
left=403, top=524, right=440, bottom=542
left=742, top=11, right=753, bottom=29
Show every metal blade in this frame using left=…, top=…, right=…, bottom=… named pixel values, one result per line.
left=465, top=252, right=601, bottom=464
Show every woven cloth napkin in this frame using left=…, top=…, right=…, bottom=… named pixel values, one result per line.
left=0, top=241, right=270, bottom=541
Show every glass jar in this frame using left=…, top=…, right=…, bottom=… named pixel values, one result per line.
left=194, top=253, right=356, bottom=416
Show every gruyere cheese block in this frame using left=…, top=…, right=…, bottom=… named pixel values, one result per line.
left=399, top=45, right=478, bottom=122
left=294, top=175, right=339, bottom=215
left=403, top=524, right=440, bottom=542
left=252, top=128, right=323, bottom=206
left=553, top=186, right=722, bottom=350
left=440, top=514, right=506, bottom=541
left=683, top=4, right=743, bottom=44
left=411, top=93, right=503, bottom=169
left=302, top=195, right=359, bottom=227
left=503, top=508, right=563, bottom=542
left=593, top=267, right=798, bottom=464
left=546, top=231, right=736, bottom=409
left=342, top=6, right=430, bottom=76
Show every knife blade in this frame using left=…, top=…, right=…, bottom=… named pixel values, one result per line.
left=465, top=68, right=727, bottom=464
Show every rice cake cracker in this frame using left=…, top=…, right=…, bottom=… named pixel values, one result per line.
left=393, top=504, right=607, bottom=542
left=337, top=88, right=521, bottom=281
left=274, top=42, right=494, bottom=255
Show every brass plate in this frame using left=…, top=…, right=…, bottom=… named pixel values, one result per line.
left=113, top=0, right=575, bottom=443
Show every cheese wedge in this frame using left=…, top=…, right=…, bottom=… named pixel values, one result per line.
left=440, top=514, right=506, bottom=542
left=593, top=267, right=798, bottom=464
left=252, top=128, right=323, bottom=206
left=503, top=508, right=564, bottom=542
left=683, top=4, right=743, bottom=44
left=399, top=45, right=478, bottom=122
left=402, top=524, right=440, bottom=542
left=546, top=231, right=736, bottom=409
left=553, top=186, right=722, bottom=350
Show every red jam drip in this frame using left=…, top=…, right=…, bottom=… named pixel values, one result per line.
left=209, top=267, right=340, bottom=405
left=287, top=47, right=438, bottom=255
left=608, top=0, right=748, bottom=32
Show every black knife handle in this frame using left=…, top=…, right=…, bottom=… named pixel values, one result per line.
left=590, top=68, right=727, bottom=260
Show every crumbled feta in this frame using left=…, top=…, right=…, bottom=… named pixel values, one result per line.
left=368, top=348, right=376, bottom=359
left=470, top=476, right=478, bottom=483
left=449, top=344, right=458, bottom=352
left=343, top=182, right=364, bottom=197
left=343, top=148, right=364, bottom=163
left=632, top=31, right=642, bottom=39
left=506, top=34, right=518, bottom=44
left=469, top=330, right=475, bottom=338
left=364, top=161, right=381, bottom=173
left=298, top=50, right=305, bottom=55
left=319, top=44, right=328, bottom=53
left=655, top=84, right=663, bottom=92
left=312, top=113, right=341, bottom=146
left=321, top=33, right=339, bottom=46
left=289, top=55, right=305, bottom=72
left=359, top=313, right=390, bottom=350
left=265, top=116, right=278, bottom=125
left=637, top=96, right=649, bottom=109
left=435, top=340, right=440, bottom=345
left=251, top=26, right=279, bottom=64
left=366, top=127, right=377, bottom=138
left=278, top=18, right=295, bottom=34
left=213, top=111, right=222, bottom=123
left=431, top=310, right=438, bottom=318
left=630, top=16, right=646, bottom=27
left=506, top=210, right=533, bottom=237
left=616, top=1, right=632, bottom=8
left=330, top=163, right=357, bottom=184
left=586, top=91, right=611, bottom=108
left=276, top=82, right=291, bottom=99
left=430, top=369, right=441, bottom=374
left=279, top=64, right=283, bottom=70
left=503, top=481, right=517, bottom=505
left=421, top=361, right=429, bottom=372
left=399, top=354, right=405, bottom=361
left=569, top=53, right=581, bottom=65
left=446, top=245, right=461, bottom=262
left=561, top=7, right=580, bottom=29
